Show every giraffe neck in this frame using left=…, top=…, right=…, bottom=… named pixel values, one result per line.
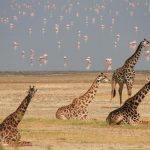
left=79, top=78, right=99, bottom=106
left=14, top=94, right=32, bottom=125
left=129, top=81, right=150, bottom=107
left=124, top=42, right=143, bottom=68
left=2, top=94, right=33, bottom=127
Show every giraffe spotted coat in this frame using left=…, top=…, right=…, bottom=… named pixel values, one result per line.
left=107, top=81, right=150, bottom=125
left=56, top=73, right=109, bottom=120
left=0, top=86, right=37, bottom=146
left=111, top=39, right=150, bottom=105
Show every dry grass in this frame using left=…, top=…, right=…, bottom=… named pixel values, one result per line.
left=0, top=72, right=150, bottom=150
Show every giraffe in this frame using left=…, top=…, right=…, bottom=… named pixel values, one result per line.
left=0, top=86, right=37, bottom=146
left=106, top=81, right=150, bottom=125
left=111, top=39, right=150, bottom=105
left=56, top=73, right=109, bottom=120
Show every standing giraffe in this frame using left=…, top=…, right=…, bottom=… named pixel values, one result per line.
left=56, top=73, right=109, bottom=120
left=107, top=81, right=150, bottom=125
left=0, top=86, right=37, bottom=146
left=111, top=39, right=150, bottom=105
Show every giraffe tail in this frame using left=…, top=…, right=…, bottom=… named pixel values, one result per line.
left=113, top=89, right=116, bottom=98
left=111, top=79, right=116, bottom=99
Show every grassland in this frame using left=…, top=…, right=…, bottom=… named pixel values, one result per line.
left=0, top=72, right=150, bottom=150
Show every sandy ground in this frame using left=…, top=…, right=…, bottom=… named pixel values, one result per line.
left=0, top=72, right=150, bottom=150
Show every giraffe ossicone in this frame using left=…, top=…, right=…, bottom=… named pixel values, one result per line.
left=0, top=86, right=37, bottom=146
left=56, top=73, right=109, bottom=120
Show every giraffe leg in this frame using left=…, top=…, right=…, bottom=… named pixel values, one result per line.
left=7, top=141, right=32, bottom=147
left=118, top=83, right=124, bottom=105
left=17, top=141, right=32, bottom=146
left=126, top=73, right=135, bottom=98
left=82, top=110, right=88, bottom=119
left=107, top=114, right=124, bottom=125
left=126, top=82, right=133, bottom=98
left=56, top=111, right=68, bottom=120
left=76, top=109, right=88, bottom=120
left=60, top=116, right=68, bottom=120
left=124, top=111, right=140, bottom=125
left=139, top=120, right=150, bottom=125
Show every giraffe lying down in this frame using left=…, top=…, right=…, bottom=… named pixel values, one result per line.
left=106, top=81, right=150, bottom=125
left=0, top=86, right=37, bottom=146
left=56, top=73, right=109, bottom=120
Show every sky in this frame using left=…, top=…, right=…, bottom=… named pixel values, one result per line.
left=0, top=0, right=150, bottom=71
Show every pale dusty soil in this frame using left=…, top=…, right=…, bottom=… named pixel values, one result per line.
left=0, top=72, right=150, bottom=150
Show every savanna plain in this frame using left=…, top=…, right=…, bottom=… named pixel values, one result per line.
left=0, top=72, right=150, bottom=150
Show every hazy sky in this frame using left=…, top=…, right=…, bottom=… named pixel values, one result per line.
left=0, top=0, right=150, bottom=71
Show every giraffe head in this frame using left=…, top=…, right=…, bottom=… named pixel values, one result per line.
left=27, top=85, right=37, bottom=97
left=96, top=73, right=110, bottom=83
left=141, top=39, right=150, bottom=47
